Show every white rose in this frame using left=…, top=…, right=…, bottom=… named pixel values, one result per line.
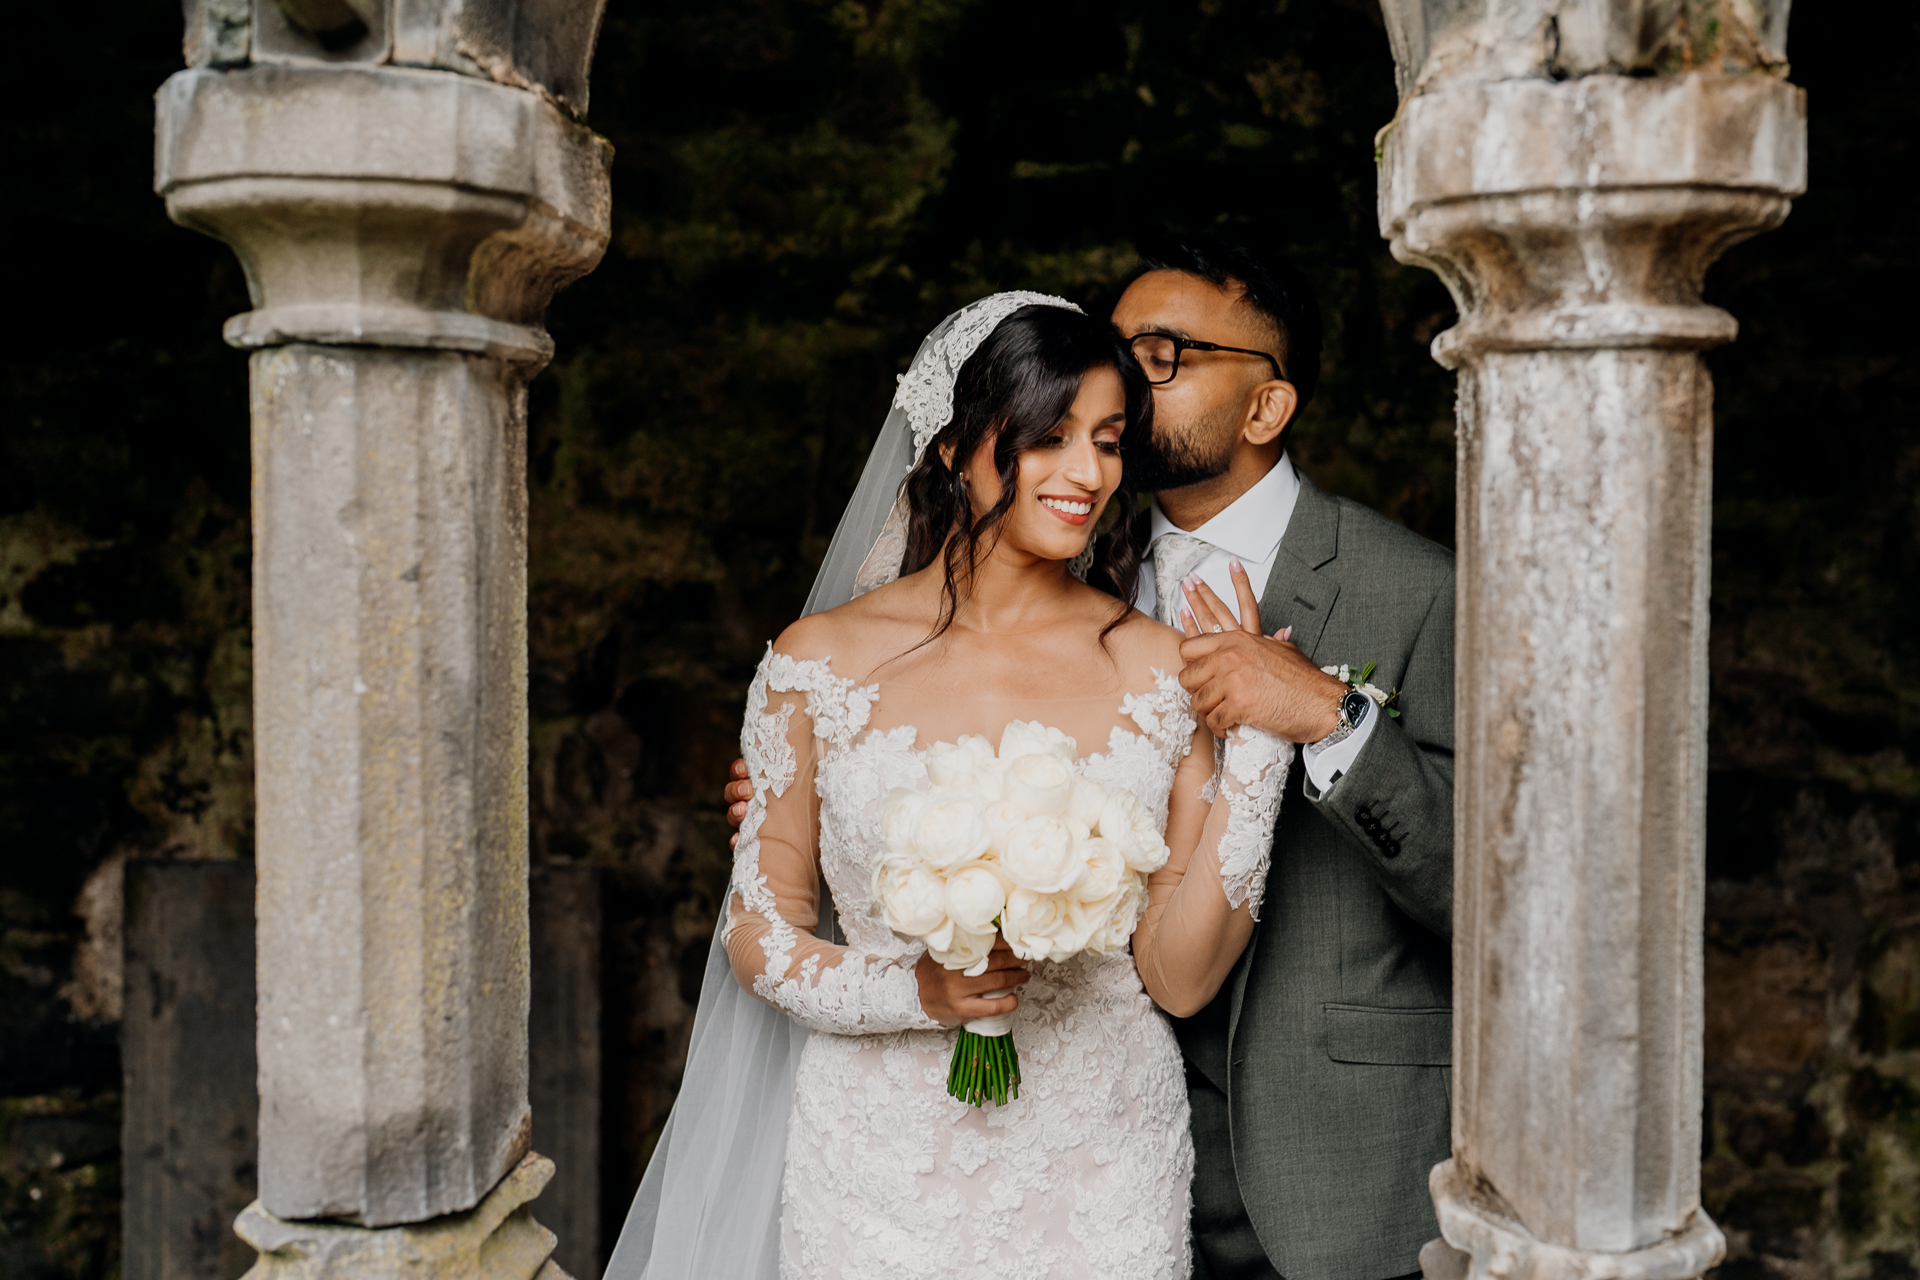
left=982, top=800, right=1027, bottom=852
left=1085, top=874, right=1148, bottom=955
left=928, top=925, right=997, bottom=976
left=1003, top=752, right=1073, bottom=817
left=957, top=734, right=997, bottom=772
left=910, top=789, right=993, bottom=871
left=998, top=720, right=1078, bottom=765
left=1066, top=775, right=1108, bottom=828
left=1001, top=887, right=1074, bottom=962
left=972, top=754, right=1008, bottom=802
left=1000, top=815, right=1084, bottom=894
left=1052, top=898, right=1098, bottom=955
left=873, top=857, right=950, bottom=942
left=1066, top=835, right=1124, bottom=904
left=944, top=861, right=1009, bottom=934
left=879, top=787, right=930, bottom=855
left=925, top=740, right=977, bottom=789
left=1097, top=790, right=1170, bottom=873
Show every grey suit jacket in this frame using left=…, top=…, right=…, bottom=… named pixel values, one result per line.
left=1176, top=471, right=1455, bottom=1280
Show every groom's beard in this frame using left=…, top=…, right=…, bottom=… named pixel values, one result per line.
left=1126, top=405, right=1238, bottom=493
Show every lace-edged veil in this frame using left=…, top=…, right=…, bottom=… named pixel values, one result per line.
left=604, top=292, right=1082, bottom=1280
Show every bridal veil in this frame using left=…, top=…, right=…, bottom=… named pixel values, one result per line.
left=603, top=292, right=1081, bottom=1280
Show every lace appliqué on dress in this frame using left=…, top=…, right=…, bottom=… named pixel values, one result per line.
left=772, top=661, right=1195, bottom=1280
left=731, top=647, right=936, bottom=1037
left=1215, top=725, right=1294, bottom=921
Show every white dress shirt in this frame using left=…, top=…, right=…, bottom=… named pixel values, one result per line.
left=1134, top=455, right=1377, bottom=791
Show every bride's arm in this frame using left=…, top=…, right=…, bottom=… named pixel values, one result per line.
left=1133, top=581, right=1296, bottom=1018
left=724, top=641, right=1029, bottom=1033
left=1132, top=717, right=1291, bottom=1017
left=723, top=648, right=943, bottom=1036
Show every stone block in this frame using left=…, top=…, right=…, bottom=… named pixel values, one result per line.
left=249, top=342, right=532, bottom=1227
left=1378, top=0, right=1792, bottom=98
left=155, top=64, right=611, bottom=366
left=184, top=0, right=253, bottom=68
left=235, top=1152, right=571, bottom=1280
left=391, top=0, right=606, bottom=116
left=529, top=866, right=603, bottom=1279
left=123, top=859, right=259, bottom=1280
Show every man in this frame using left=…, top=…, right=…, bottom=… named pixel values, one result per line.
left=728, top=230, right=1455, bottom=1280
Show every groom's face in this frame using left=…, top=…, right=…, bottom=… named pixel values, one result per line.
left=1111, top=271, right=1281, bottom=493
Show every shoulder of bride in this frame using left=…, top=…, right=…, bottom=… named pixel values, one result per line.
left=773, top=610, right=843, bottom=664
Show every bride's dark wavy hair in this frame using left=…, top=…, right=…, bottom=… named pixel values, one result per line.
left=900, top=304, right=1150, bottom=644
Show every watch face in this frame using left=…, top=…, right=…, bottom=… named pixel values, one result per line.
left=1342, top=689, right=1371, bottom=726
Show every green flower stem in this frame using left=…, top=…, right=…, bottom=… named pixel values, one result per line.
left=948, top=1027, right=1021, bottom=1107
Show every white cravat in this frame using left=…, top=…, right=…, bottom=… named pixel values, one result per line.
left=1135, top=455, right=1298, bottom=627
left=1148, top=532, right=1212, bottom=628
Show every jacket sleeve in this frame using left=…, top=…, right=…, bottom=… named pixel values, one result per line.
left=1300, top=569, right=1454, bottom=938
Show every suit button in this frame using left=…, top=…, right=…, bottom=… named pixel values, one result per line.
left=1384, top=841, right=1402, bottom=858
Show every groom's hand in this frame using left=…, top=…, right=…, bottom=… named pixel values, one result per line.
left=725, top=758, right=751, bottom=847
left=1177, top=565, right=1346, bottom=742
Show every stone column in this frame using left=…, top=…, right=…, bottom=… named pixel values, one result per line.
left=154, top=2, right=609, bottom=1274
left=1373, top=4, right=1806, bottom=1277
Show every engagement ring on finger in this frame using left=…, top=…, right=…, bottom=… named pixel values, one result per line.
left=1211, top=624, right=1224, bottom=633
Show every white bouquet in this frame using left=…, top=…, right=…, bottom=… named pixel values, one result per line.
left=872, top=721, right=1169, bottom=1106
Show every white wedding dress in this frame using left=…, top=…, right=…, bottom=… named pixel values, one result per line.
left=603, top=291, right=1295, bottom=1280
left=729, top=650, right=1204, bottom=1280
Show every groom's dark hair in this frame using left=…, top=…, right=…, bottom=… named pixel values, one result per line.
left=1133, top=229, right=1323, bottom=412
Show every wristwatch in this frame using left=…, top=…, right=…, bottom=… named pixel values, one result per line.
left=1311, top=688, right=1373, bottom=751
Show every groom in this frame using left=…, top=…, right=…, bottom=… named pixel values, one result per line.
left=726, top=231, right=1455, bottom=1280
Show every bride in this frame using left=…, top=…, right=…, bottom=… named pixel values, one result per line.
left=606, top=293, right=1293, bottom=1280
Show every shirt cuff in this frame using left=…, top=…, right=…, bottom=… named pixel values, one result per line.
left=1302, top=699, right=1381, bottom=792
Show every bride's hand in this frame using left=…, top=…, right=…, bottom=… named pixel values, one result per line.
left=915, top=937, right=1030, bottom=1027
left=1177, top=562, right=1346, bottom=741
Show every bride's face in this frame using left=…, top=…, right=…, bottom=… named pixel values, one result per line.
left=957, top=365, right=1127, bottom=564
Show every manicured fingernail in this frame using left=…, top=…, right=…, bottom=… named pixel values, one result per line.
left=1231, top=559, right=1244, bottom=573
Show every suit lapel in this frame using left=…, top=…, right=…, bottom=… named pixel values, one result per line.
left=1255, top=472, right=1341, bottom=661
left=1229, top=472, right=1342, bottom=1070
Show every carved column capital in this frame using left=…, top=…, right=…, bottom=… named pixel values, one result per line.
left=1379, top=73, right=1805, bottom=367
left=156, top=64, right=611, bottom=367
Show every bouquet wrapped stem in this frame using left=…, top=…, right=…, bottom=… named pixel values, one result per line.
left=948, top=999, right=1021, bottom=1106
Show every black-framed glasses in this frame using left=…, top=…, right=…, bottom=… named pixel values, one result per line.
left=1129, top=332, right=1287, bottom=386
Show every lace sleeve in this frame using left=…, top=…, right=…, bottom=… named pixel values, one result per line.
left=1134, top=711, right=1295, bottom=1018
left=725, top=648, right=940, bottom=1036
left=1213, top=726, right=1294, bottom=920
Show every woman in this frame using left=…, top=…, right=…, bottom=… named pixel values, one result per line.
left=608, top=293, right=1292, bottom=1280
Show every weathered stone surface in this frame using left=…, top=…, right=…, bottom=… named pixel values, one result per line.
left=390, top=0, right=606, bottom=116
left=121, top=860, right=259, bottom=1280
left=152, top=41, right=611, bottom=1243
left=1381, top=70, right=1805, bottom=1274
left=1377, top=0, right=1792, bottom=99
left=245, top=343, right=532, bottom=1226
left=235, top=1152, right=571, bottom=1280
left=156, top=64, right=611, bottom=366
left=177, top=0, right=605, bottom=113
left=529, top=866, right=603, bottom=1279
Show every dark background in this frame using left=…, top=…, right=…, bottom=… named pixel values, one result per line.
left=3, top=0, right=1915, bottom=1274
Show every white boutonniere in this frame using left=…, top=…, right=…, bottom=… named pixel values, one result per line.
left=1321, top=660, right=1402, bottom=719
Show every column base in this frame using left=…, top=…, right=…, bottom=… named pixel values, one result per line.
left=235, top=1152, right=571, bottom=1280
left=1423, top=1161, right=1725, bottom=1280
